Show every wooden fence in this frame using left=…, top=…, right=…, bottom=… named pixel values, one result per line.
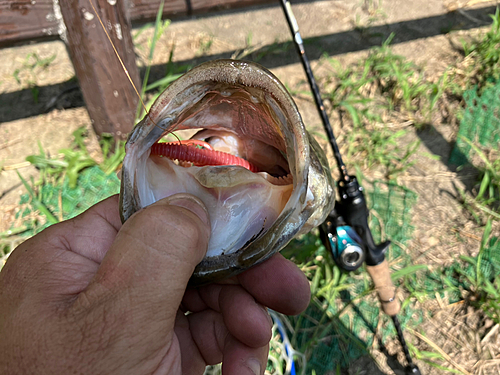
left=1, top=0, right=273, bottom=138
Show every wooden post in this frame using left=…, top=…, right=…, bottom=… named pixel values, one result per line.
left=1, top=0, right=276, bottom=140
left=59, top=0, right=140, bottom=139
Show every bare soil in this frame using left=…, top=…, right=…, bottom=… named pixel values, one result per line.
left=1, top=0, right=500, bottom=374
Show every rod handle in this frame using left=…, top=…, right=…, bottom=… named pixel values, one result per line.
left=366, top=259, right=400, bottom=316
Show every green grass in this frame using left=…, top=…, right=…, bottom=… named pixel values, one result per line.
left=459, top=220, right=500, bottom=324
left=136, top=0, right=169, bottom=120
left=0, top=127, right=124, bottom=269
left=12, top=52, right=56, bottom=103
left=321, top=8, right=500, bottom=184
left=26, top=140, right=96, bottom=190
left=25, top=127, right=101, bottom=189
left=325, top=33, right=447, bottom=124
left=460, top=7, right=500, bottom=93
left=13, top=127, right=123, bottom=232
left=459, top=136, right=500, bottom=219
left=132, top=2, right=193, bottom=121
left=322, top=34, right=448, bottom=178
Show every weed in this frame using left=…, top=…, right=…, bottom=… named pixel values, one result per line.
left=12, top=53, right=57, bottom=84
left=465, top=138, right=499, bottom=208
left=26, top=128, right=96, bottom=189
left=254, top=40, right=292, bottom=63
left=141, top=51, right=190, bottom=115
left=458, top=220, right=500, bottom=324
left=455, top=7, right=500, bottom=93
left=16, top=171, right=59, bottom=224
left=99, top=134, right=126, bottom=175
left=325, top=33, right=451, bottom=127
left=231, top=31, right=255, bottom=60
left=24, top=126, right=124, bottom=194
left=231, top=37, right=291, bottom=62
left=343, top=121, right=420, bottom=178
left=132, top=2, right=193, bottom=119
left=407, top=329, right=470, bottom=375
left=12, top=52, right=56, bottom=103
left=196, top=34, right=214, bottom=56
left=322, top=34, right=455, bottom=177
left=457, top=136, right=500, bottom=219
left=12, top=126, right=124, bottom=239
left=361, top=34, right=438, bottom=114
left=321, top=8, right=500, bottom=179
left=352, top=0, right=387, bottom=36
left=136, top=0, right=170, bottom=120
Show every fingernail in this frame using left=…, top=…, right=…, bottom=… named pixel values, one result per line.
left=258, top=303, right=273, bottom=327
left=164, top=193, right=210, bottom=226
left=245, top=358, right=261, bottom=375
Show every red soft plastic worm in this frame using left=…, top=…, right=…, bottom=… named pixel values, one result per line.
left=151, top=141, right=260, bottom=173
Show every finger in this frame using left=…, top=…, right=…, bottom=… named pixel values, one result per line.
left=182, top=284, right=222, bottom=312
left=182, top=284, right=272, bottom=348
left=222, top=335, right=268, bottom=375
left=70, top=194, right=210, bottom=355
left=219, top=285, right=272, bottom=348
left=175, top=309, right=225, bottom=374
left=238, top=253, right=311, bottom=315
left=177, top=310, right=268, bottom=375
left=182, top=255, right=309, bottom=314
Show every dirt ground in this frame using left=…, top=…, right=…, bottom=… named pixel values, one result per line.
left=1, top=0, right=500, bottom=374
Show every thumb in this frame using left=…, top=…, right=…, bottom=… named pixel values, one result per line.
left=70, top=193, right=210, bottom=349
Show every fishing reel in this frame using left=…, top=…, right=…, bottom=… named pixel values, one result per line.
left=320, top=212, right=365, bottom=271
left=320, top=176, right=391, bottom=272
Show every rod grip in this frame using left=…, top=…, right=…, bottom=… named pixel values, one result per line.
left=366, top=259, right=400, bottom=316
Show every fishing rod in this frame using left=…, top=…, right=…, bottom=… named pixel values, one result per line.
left=279, top=1, right=422, bottom=374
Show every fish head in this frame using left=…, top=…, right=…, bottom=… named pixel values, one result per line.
left=120, top=59, right=334, bottom=286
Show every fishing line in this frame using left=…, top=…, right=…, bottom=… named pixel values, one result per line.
left=279, top=0, right=349, bottom=183
left=87, top=0, right=147, bottom=116
left=88, top=0, right=183, bottom=144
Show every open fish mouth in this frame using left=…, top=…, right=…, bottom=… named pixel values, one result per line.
left=120, top=59, right=335, bottom=286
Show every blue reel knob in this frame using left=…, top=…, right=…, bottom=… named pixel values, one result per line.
left=329, top=226, right=365, bottom=271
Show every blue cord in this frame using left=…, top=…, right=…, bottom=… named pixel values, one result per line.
left=270, top=311, right=296, bottom=375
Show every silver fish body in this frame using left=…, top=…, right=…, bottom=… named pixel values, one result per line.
left=120, top=59, right=334, bottom=286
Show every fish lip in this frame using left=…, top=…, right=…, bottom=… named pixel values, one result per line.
left=120, top=59, right=333, bottom=286
left=188, top=205, right=301, bottom=287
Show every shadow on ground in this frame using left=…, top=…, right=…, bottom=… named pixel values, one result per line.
left=296, top=289, right=411, bottom=375
left=416, top=125, right=479, bottom=195
left=0, top=4, right=497, bottom=124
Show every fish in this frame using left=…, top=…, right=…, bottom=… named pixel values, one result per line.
left=119, top=59, right=335, bottom=286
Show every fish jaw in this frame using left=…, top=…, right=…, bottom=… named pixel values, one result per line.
left=119, top=59, right=335, bottom=286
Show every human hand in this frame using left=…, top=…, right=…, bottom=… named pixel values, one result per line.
left=0, top=194, right=310, bottom=374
